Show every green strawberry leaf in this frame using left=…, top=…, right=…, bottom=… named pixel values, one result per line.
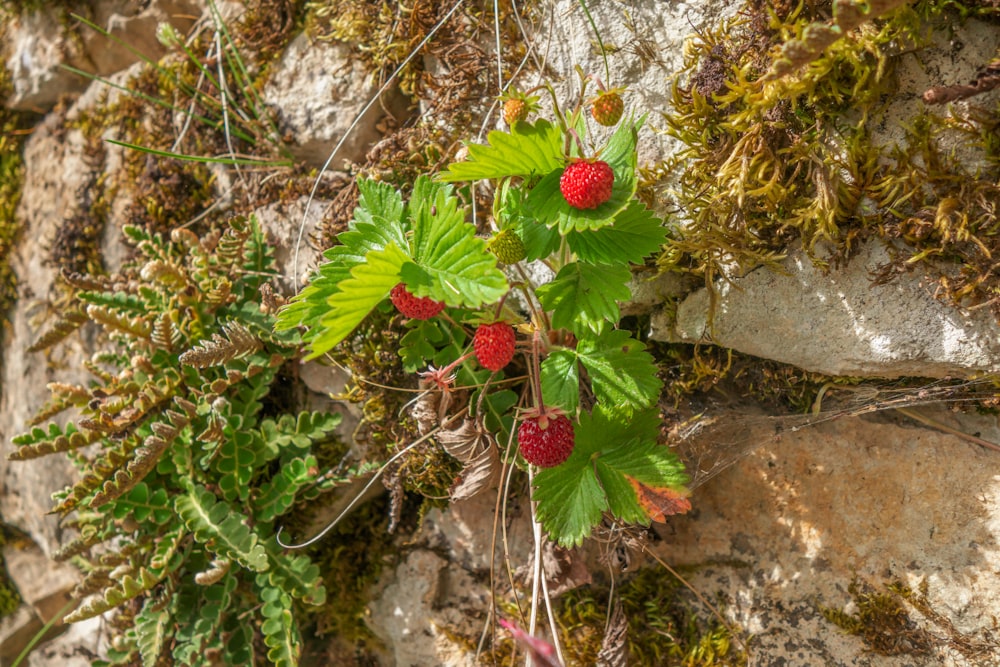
left=534, top=405, right=688, bottom=547
left=540, top=349, right=580, bottom=413
left=307, top=243, right=409, bottom=358
left=524, top=118, right=642, bottom=234
left=532, top=460, right=608, bottom=547
left=535, top=262, right=632, bottom=336
left=566, top=201, right=667, bottom=265
left=518, top=217, right=561, bottom=262
left=276, top=180, right=406, bottom=332
left=438, top=119, right=565, bottom=182
left=478, top=388, right=518, bottom=445
left=577, top=329, right=662, bottom=416
left=399, top=319, right=449, bottom=372
left=398, top=178, right=508, bottom=307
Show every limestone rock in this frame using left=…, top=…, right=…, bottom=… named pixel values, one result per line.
left=262, top=34, right=411, bottom=167
left=658, top=241, right=1000, bottom=378
left=653, top=404, right=1000, bottom=666
left=0, top=606, right=50, bottom=667
left=366, top=549, right=486, bottom=667
left=253, top=194, right=332, bottom=295
left=0, top=118, right=101, bottom=558
left=3, top=1, right=202, bottom=111
left=2, top=543, right=77, bottom=624
left=20, top=616, right=102, bottom=667
left=521, top=0, right=737, bottom=166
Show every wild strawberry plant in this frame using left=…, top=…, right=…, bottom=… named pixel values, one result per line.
left=276, top=84, right=690, bottom=547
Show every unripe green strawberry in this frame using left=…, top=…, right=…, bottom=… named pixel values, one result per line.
left=487, top=229, right=526, bottom=264
left=590, top=90, right=624, bottom=126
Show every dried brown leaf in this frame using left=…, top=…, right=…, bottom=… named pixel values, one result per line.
left=437, top=418, right=500, bottom=501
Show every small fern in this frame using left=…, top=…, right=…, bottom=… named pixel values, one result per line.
left=10, top=215, right=345, bottom=665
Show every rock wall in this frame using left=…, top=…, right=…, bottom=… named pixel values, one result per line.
left=2, top=1, right=1000, bottom=666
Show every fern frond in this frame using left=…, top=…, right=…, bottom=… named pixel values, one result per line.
left=65, top=566, right=165, bottom=623
left=203, top=279, right=232, bottom=306
left=258, top=584, right=300, bottom=667
left=28, top=382, right=89, bottom=425
left=215, top=215, right=251, bottom=268
left=53, top=526, right=109, bottom=561
left=28, top=309, right=87, bottom=352
left=215, top=430, right=267, bottom=503
left=260, top=545, right=325, bottom=606
left=61, top=268, right=111, bottom=291
left=9, top=422, right=102, bottom=460
left=179, top=322, right=262, bottom=368
left=87, top=304, right=152, bottom=339
left=175, top=485, right=269, bottom=572
left=53, top=442, right=133, bottom=513
left=252, top=456, right=317, bottom=522
left=150, top=313, right=180, bottom=352
left=77, top=290, right=149, bottom=316
left=140, top=259, right=188, bottom=288
left=135, top=598, right=173, bottom=667
left=90, top=432, right=172, bottom=507
left=194, top=558, right=231, bottom=586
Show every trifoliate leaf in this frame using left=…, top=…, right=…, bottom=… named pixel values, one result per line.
left=532, top=462, right=608, bottom=547
left=540, top=349, right=580, bottom=413
left=399, top=319, right=449, bottom=372
left=439, top=120, right=565, bottom=182
left=577, top=330, right=662, bottom=415
left=275, top=179, right=407, bottom=333
left=518, top=218, right=561, bottom=262
left=398, top=177, right=508, bottom=307
left=524, top=118, right=642, bottom=234
left=307, top=244, right=409, bottom=358
left=533, top=405, right=688, bottom=547
left=480, top=388, right=517, bottom=443
left=566, top=201, right=667, bottom=265
left=535, top=262, right=632, bottom=336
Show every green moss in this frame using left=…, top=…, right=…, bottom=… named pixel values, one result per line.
left=551, top=566, right=746, bottom=666
left=0, top=40, right=37, bottom=316
left=821, top=577, right=934, bottom=656
left=299, top=496, right=394, bottom=648
left=655, top=0, right=1000, bottom=318
left=0, top=526, right=26, bottom=619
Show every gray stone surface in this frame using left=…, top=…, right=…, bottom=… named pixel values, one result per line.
left=655, top=404, right=1000, bottom=666
left=2, top=544, right=76, bottom=624
left=0, top=118, right=99, bottom=558
left=518, top=0, right=737, bottom=166
left=4, top=0, right=202, bottom=111
left=261, top=34, right=411, bottom=168
left=658, top=241, right=1000, bottom=378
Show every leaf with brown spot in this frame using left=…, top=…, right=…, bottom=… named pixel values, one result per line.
left=627, top=477, right=691, bottom=522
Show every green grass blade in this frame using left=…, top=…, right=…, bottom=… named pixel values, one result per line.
left=106, top=139, right=293, bottom=167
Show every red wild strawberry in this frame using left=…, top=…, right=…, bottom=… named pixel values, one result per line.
left=559, top=159, right=614, bottom=210
left=590, top=90, right=624, bottom=126
left=518, top=412, right=575, bottom=468
left=390, top=283, right=445, bottom=320
left=474, top=322, right=517, bottom=371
